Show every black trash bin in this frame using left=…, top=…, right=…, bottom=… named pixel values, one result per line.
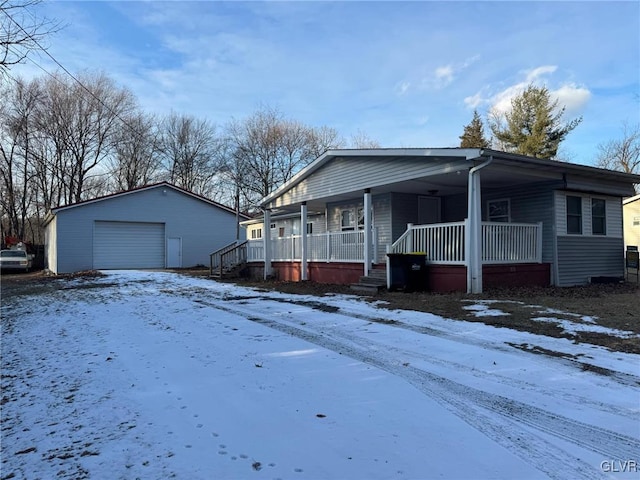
left=387, top=253, right=428, bottom=292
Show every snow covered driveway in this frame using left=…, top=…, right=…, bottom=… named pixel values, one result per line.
left=2, top=271, right=639, bottom=479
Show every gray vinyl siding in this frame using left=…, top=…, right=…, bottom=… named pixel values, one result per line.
left=557, top=236, right=624, bottom=286
left=269, top=156, right=471, bottom=209
left=390, top=193, right=419, bottom=241
left=52, top=186, right=238, bottom=274
left=327, top=193, right=391, bottom=262
left=441, top=194, right=467, bottom=222
left=483, top=181, right=559, bottom=264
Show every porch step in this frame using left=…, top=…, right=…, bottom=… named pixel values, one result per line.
left=350, top=283, right=385, bottom=294
left=210, top=262, right=247, bottom=279
left=357, top=275, right=386, bottom=286
left=350, top=271, right=387, bottom=294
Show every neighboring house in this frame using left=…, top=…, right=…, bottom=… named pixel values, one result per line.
left=623, top=194, right=640, bottom=251
left=239, top=148, right=640, bottom=293
left=44, top=182, right=248, bottom=274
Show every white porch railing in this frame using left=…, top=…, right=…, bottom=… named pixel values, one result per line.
left=247, top=229, right=378, bottom=263
left=390, top=221, right=542, bottom=265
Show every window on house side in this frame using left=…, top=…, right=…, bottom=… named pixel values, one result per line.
left=566, top=196, right=582, bottom=234
left=592, top=198, right=606, bottom=235
left=341, top=210, right=355, bottom=231
left=307, top=223, right=313, bottom=234
left=251, top=228, right=262, bottom=239
left=488, top=199, right=510, bottom=223
left=278, top=227, right=285, bottom=237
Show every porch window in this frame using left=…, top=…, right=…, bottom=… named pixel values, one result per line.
left=341, top=210, right=355, bottom=231
left=307, top=222, right=313, bottom=234
left=488, top=199, right=510, bottom=223
left=278, top=227, right=285, bottom=237
left=591, top=198, right=606, bottom=235
left=251, top=228, right=262, bottom=239
left=357, top=207, right=365, bottom=229
left=566, top=196, right=582, bottom=234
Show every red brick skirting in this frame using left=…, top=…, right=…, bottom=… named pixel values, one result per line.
left=245, top=262, right=550, bottom=292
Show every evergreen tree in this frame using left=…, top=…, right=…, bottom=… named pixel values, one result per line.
left=459, top=110, right=490, bottom=148
left=489, top=84, right=582, bottom=159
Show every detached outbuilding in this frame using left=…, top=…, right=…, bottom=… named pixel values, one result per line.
left=44, top=182, right=246, bottom=274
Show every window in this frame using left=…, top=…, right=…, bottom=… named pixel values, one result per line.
left=270, top=223, right=276, bottom=229
left=278, top=227, right=285, bottom=237
left=357, top=207, right=365, bottom=229
left=306, top=222, right=313, bottom=234
left=341, top=210, right=355, bottom=231
left=566, top=196, right=582, bottom=234
left=487, top=199, right=510, bottom=223
left=250, top=228, right=262, bottom=239
left=591, top=198, right=606, bottom=235
left=634, top=216, right=640, bottom=227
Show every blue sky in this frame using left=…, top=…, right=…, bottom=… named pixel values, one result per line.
left=13, top=0, right=640, bottom=166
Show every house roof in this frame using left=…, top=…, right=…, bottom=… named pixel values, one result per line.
left=45, top=182, right=250, bottom=223
left=260, top=148, right=640, bottom=210
left=623, top=193, right=640, bottom=205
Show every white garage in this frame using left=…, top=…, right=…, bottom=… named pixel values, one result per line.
left=44, top=182, right=248, bottom=274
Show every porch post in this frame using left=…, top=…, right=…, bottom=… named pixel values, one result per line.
left=364, top=188, right=372, bottom=277
left=263, top=208, right=272, bottom=279
left=301, top=202, right=308, bottom=281
left=467, top=172, right=482, bottom=293
left=466, top=156, right=493, bottom=293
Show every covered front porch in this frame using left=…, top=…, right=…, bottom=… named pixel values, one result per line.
left=244, top=220, right=549, bottom=292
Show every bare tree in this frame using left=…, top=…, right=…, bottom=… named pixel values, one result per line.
left=595, top=122, right=640, bottom=175
left=157, top=112, right=223, bottom=197
left=225, top=106, right=348, bottom=212
left=349, top=129, right=381, bottom=149
left=305, top=125, right=345, bottom=158
left=0, top=76, right=39, bottom=240
left=1, top=0, right=61, bottom=72
left=109, top=112, right=161, bottom=191
left=35, top=71, right=137, bottom=204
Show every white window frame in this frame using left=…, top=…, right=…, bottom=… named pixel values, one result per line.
left=250, top=228, right=262, bottom=240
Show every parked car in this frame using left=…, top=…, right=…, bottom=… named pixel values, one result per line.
left=0, top=249, right=33, bottom=272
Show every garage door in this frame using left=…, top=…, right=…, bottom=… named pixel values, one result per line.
left=94, top=221, right=165, bottom=269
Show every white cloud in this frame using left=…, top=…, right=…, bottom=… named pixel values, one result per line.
left=465, top=65, right=591, bottom=118
left=435, top=65, right=454, bottom=85
left=551, top=84, right=592, bottom=115
left=525, top=65, right=557, bottom=82
left=398, top=55, right=480, bottom=94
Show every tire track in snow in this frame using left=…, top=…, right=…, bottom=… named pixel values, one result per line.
left=188, top=295, right=638, bottom=480
left=213, top=291, right=640, bottom=389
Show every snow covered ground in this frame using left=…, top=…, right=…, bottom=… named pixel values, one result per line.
left=1, top=270, right=639, bottom=480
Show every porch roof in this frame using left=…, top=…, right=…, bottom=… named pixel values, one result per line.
left=260, top=148, right=640, bottom=213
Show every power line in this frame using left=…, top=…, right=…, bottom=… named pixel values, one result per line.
left=2, top=7, right=145, bottom=139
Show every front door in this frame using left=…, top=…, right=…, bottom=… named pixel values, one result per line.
left=418, top=196, right=441, bottom=224
left=167, top=237, right=182, bottom=268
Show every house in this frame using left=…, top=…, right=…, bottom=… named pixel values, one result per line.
left=235, top=148, right=640, bottom=293
left=44, top=182, right=248, bottom=274
left=623, top=194, right=640, bottom=251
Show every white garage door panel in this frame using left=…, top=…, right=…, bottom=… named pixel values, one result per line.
left=94, top=221, right=165, bottom=269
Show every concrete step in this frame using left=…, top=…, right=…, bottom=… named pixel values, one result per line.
left=358, top=275, right=386, bottom=286
left=367, top=269, right=387, bottom=279
left=350, top=283, right=384, bottom=294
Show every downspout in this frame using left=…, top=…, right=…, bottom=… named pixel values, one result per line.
left=263, top=208, right=272, bottom=279
left=467, top=155, right=493, bottom=294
